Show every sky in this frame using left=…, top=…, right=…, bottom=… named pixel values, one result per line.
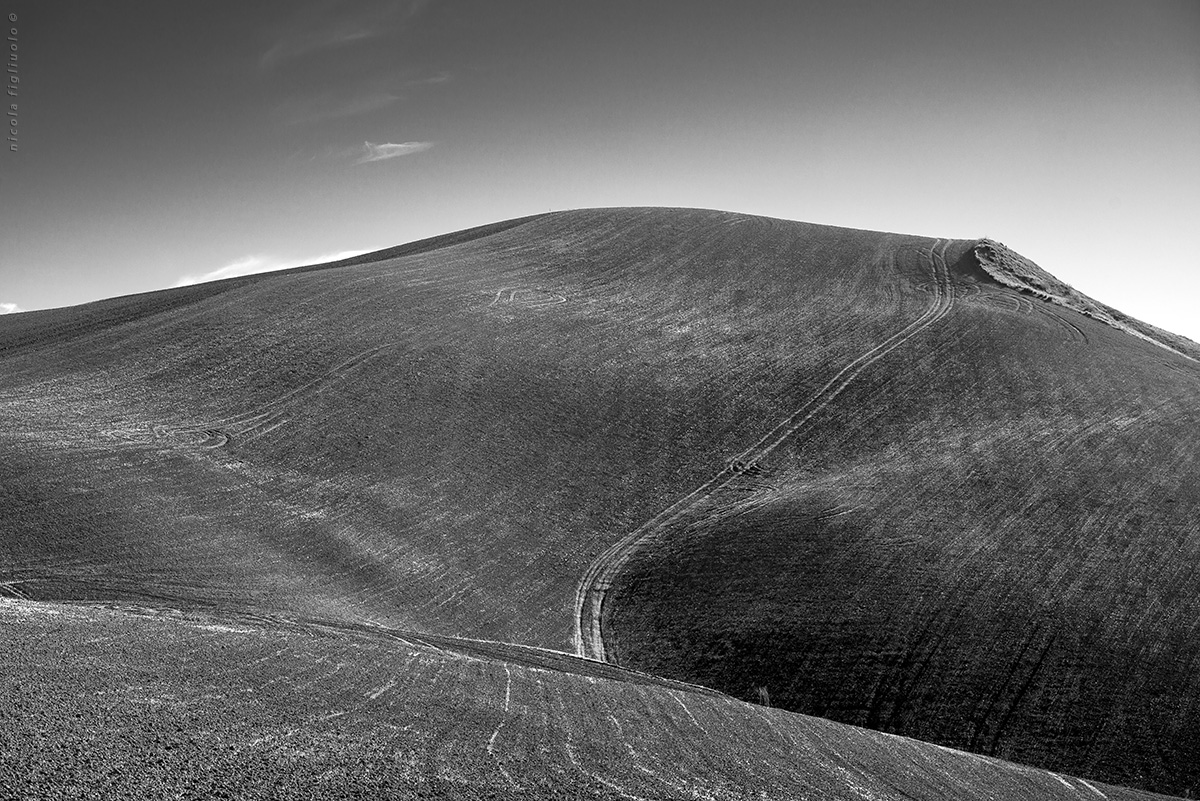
left=1, top=0, right=1198, bottom=341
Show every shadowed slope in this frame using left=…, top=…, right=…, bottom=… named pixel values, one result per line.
left=0, top=598, right=1173, bottom=801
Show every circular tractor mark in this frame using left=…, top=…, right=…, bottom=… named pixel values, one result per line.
left=487, top=287, right=568, bottom=310
left=195, top=429, right=230, bottom=448
left=728, top=460, right=765, bottom=477
left=964, top=291, right=1030, bottom=315
left=1037, top=308, right=1088, bottom=344
left=140, top=344, right=388, bottom=454
left=149, top=426, right=230, bottom=449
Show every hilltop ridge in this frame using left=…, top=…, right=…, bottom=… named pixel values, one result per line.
left=972, top=238, right=1200, bottom=360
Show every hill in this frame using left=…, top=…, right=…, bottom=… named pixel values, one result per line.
left=2, top=208, right=1198, bottom=796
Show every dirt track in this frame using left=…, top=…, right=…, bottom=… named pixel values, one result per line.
left=572, top=239, right=955, bottom=660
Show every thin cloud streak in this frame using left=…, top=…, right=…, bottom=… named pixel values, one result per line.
left=175, top=250, right=372, bottom=287
left=278, top=70, right=451, bottom=126
left=355, top=140, right=434, bottom=164
left=261, top=27, right=376, bottom=69
left=0, top=302, right=23, bottom=314
left=409, top=71, right=451, bottom=85
left=260, top=0, right=431, bottom=69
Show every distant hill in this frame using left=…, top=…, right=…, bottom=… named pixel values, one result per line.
left=2, top=208, right=1197, bottom=796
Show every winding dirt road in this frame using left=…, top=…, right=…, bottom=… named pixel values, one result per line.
left=572, top=240, right=956, bottom=660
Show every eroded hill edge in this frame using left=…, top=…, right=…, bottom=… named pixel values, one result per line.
left=972, top=240, right=1200, bottom=361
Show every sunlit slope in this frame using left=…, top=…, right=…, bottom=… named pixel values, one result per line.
left=0, top=208, right=946, bottom=644
left=604, top=233, right=1200, bottom=793
left=0, top=599, right=1171, bottom=801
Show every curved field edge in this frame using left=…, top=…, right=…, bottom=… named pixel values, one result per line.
left=0, top=598, right=1176, bottom=801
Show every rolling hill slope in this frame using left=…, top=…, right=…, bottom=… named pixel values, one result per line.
left=0, top=597, right=1174, bottom=801
left=2, top=208, right=1197, bottom=796
left=598, top=221, right=1200, bottom=795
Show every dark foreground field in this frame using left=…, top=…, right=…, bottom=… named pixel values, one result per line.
left=1, top=208, right=1197, bottom=797
left=0, top=598, right=1173, bottom=800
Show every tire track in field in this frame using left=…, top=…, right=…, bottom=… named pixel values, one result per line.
left=572, top=240, right=956, bottom=661
left=1037, top=308, right=1088, bottom=344
left=965, top=288, right=1086, bottom=344
left=0, top=581, right=31, bottom=600
left=487, top=286, right=568, bottom=309
left=121, top=344, right=394, bottom=450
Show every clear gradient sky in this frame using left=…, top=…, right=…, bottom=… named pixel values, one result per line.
left=2, top=1, right=1198, bottom=340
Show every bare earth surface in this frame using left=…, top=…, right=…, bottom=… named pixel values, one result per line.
left=2, top=208, right=1197, bottom=797
left=0, top=598, right=1174, bottom=801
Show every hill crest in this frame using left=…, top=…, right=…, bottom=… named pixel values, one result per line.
left=972, top=238, right=1199, bottom=361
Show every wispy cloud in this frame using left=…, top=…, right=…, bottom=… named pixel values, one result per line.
left=278, top=69, right=452, bottom=127
left=260, top=0, right=431, bottom=69
left=409, top=71, right=451, bottom=86
left=175, top=250, right=372, bottom=288
left=261, top=23, right=378, bottom=69
left=354, top=140, right=434, bottom=164
left=0, top=302, right=22, bottom=314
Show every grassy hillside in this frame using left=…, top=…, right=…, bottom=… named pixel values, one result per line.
left=0, top=598, right=1173, bottom=801
left=2, top=207, right=1197, bottom=796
